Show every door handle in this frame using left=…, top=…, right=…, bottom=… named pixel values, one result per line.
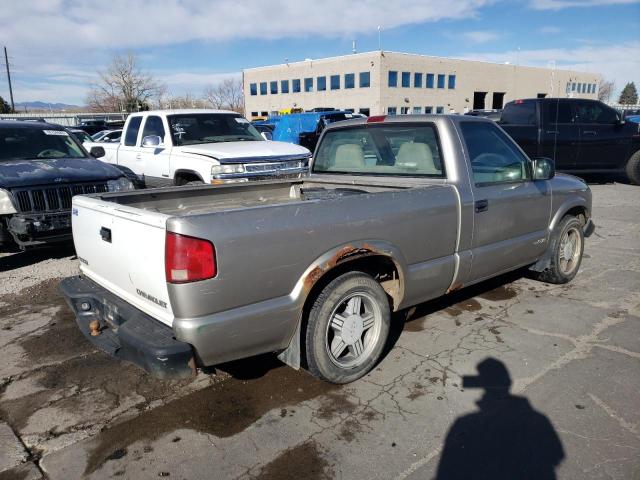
left=475, top=199, right=489, bottom=213
left=545, top=130, right=559, bottom=135
left=583, top=130, right=597, bottom=135
left=135, top=154, right=142, bottom=160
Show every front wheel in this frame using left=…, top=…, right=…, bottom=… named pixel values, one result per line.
left=535, top=215, right=585, bottom=284
left=305, top=272, right=390, bottom=384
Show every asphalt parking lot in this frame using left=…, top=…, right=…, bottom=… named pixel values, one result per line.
left=0, top=183, right=639, bottom=480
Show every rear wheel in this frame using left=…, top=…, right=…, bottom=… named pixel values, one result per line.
left=305, top=272, right=390, bottom=384
left=535, top=215, right=584, bottom=284
left=625, top=150, right=640, bottom=185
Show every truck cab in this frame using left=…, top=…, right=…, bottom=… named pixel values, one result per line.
left=499, top=98, right=640, bottom=183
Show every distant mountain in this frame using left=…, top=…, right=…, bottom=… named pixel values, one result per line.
left=14, top=101, right=82, bottom=111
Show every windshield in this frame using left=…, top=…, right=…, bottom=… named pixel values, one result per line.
left=313, top=123, right=445, bottom=177
left=167, top=113, right=263, bottom=146
left=0, top=128, right=86, bottom=161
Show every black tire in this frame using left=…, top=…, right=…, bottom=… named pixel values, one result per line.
left=305, top=271, right=390, bottom=384
left=535, top=216, right=585, bottom=284
left=185, top=180, right=204, bottom=185
left=625, top=150, right=640, bottom=185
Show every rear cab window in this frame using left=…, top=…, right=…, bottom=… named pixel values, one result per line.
left=313, top=123, right=445, bottom=178
left=461, top=121, right=531, bottom=186
left=124, top=116, right=143, bottom=146
left=500, top=100, right=537, bottom=125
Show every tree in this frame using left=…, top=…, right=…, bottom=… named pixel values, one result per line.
left=597, top=80, right=614, bottom=103
left=86, top=53, right=163, bottom=112
left=618, top=82, right=638, bottom=106
left=0, top=95, right=11, bottom=113
left=203, top=78, right=244, bottom=114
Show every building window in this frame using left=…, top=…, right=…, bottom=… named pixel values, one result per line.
left=448, top=75, right=456, bottom=89
left=437, top=74, right=445, bottom=89
left=359, top=108, right=370, bottom=116
left=359, top=72, right=370, bottom=88
left=292, top=79, right=301, bottom=93
left=250, top=83, right=257, bottom=96
left=260, top=82, right=267, bottom=95
left=401, top=72, right=410, bottom=87
left=400, top=106, right=410, bottom=114
left=436, top=106, right=444, bottom=114
left=577, top=83, right=582, bottom=93
left=412, top=106, right=422, bottom=114
left=270, top=81, right=278, bottom=94
left=345, top=73, right=355, bottom=89
left=388, top=71, right=398, bottom=87
left=317, top=76, right=327, bottom=91
left=414, top=73, right=423, bottom=88
left=330, top=75, right=340, bottom=90
left=304, top=77, right=313, bottom=92
left=388, top=106, right=397, bottom=115
left=345, top=108, right=354, bottom=113
left=281, top=80, right=289, bottom=94
left=261, top=111, right=268, bottom=116
left=425, top=106, right=433, bottom=114
left=251, top=111, right=258, bottom=117
left=426, top=74, right=434, bottom=88
left=571, top=82, right=576, bottom=92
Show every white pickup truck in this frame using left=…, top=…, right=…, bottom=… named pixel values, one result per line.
left=84, top=109, right=311, bottom=187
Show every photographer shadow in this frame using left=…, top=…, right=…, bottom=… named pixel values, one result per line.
left=436, top=358, right=565, bottom=480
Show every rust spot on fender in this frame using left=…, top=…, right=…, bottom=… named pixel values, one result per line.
left=303, top=245, right=379, bottom=292
left=447, top=282, right=463, bottom=294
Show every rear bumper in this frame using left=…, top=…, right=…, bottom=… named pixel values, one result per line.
left=59, top=275, right=195, bottom=379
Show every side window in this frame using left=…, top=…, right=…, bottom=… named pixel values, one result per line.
left=461, top=122, right=531, bottom=185
left=141, top=116, right=165, bottom=142
left=575, top=101, right=618, bottom=124
left=500, top=101, right=536, bottom=125
left=124, top=116, right=143, bottom=146
left=542, top=100, right=573, bottom=124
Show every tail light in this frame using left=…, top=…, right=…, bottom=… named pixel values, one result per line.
left=367, top=115, right=387, bottom=123
left=165, top=232, right=216, bottom=283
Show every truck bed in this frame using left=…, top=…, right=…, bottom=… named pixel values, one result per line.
left=93, top=177, right=417, bottom=217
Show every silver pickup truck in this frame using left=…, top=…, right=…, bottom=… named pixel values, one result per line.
left=60, top=115, right=594, bottom=383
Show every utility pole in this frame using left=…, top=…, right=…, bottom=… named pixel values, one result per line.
left=4, top=46, right=15, bottom=112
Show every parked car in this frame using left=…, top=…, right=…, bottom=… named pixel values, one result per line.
left=0, top=121, right=135, bottom=249
left=71, top=119, right=108, bottom=136
left=626, top=115, right=640, bottom=124
left=67, top=128, right=93, bottom=144
left=465, top=109, right=502, bottom=121
left=273, top=111, right=356, bottom=152
left=83, top=109, right=311, bottom=187
left=91, top=129, right=122, bottom=143
left=499, top=98, right=640, bottom=184
left=60, top=115, right=593, bottom=383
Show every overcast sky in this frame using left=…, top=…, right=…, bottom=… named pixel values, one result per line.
left=0, top=0, right=638, bottom=105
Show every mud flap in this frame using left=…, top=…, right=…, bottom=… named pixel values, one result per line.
left=277, top=318, right=302, bottom=370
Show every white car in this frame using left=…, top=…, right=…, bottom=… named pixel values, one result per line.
left=84, top=109, right=311, bottom=187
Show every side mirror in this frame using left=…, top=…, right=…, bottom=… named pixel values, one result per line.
left=142, top=135, right=162, bottom=148
left=261, top=131, right=273, bottom=141
left=89, top=146, right=106, bottom=158
left=532, top=157, right=555, bottom=181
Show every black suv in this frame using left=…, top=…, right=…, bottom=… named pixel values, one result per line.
left=0, top=121, right=135, bottom=249
left=499, top=98, right=640, bottom=184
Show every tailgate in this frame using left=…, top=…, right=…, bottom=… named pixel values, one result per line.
left=71, top=195, right=174, bottom=325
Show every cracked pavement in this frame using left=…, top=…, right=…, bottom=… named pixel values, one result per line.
left=0, top=183, right=638, bottom=479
